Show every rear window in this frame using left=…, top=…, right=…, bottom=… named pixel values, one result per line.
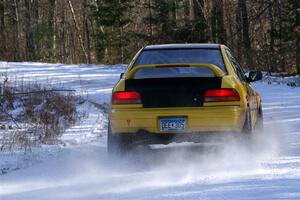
left=134, top=67, right=215, bottom=79
left=133, top=49, right=226, bottom=72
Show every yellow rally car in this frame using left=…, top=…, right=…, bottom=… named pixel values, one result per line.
left=108, top=44, right=263, bottom=153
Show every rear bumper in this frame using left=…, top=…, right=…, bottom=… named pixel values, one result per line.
left=110, top=106, right=246, bottom=134
left=113, top=131, right=241, bottom=146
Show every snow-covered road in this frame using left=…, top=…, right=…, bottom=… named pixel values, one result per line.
left=0, top=62, right=299, bottom=200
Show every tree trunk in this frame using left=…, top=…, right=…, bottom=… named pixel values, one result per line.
left=172, top=0, right=178, bottom=22
left=0, top=0, right=5, bottom=59
left=297, top=35, right=300, bottom=75
left=189, top=0, right=195, bottom=21
left=60, top=0, right=67, bottom=62
left=24, top=0, right=37, bottom=61
left=120, top=26, right=124, bottom=63
left=11, top=0, right=20, bottom=61
left=296, top=3, right=300, bottom=75
left=268, top=2, right=276, bottom=72
left=235, top=3, right=243, bottom=62
left=67, top=0, right=88, bottom=63
left=83, top=0, right=91, bottom=63
left=210, top=0, right=226, bottom=44
left=216, top=0, right=226, bottom=44
left=277, top=1, right=284, bottom=72
left=210, top=1, right=217, bottom=42
left=296, top=6, right=300, bottom=74
left=238, top=0, right=253, bottom=69
left=48, top=0, right=56, bottom=62
left=148, top=0, right=153, bottom=44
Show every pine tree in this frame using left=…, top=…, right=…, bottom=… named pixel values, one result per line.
left=91, top=0, right=131, bottom=63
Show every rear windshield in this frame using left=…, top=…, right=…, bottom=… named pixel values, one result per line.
left=133, top=49, right=226, bottom=72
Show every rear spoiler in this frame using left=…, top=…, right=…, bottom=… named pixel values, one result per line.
left=125, top=63, right=225, bottom=80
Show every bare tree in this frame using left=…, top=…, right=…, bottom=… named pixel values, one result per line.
left=296, top=6, right=300, bottom=74
left=24, top=0, right=37, bottom=60
left=48, top=0, right=56, bottom=61
left=67, top=0, right=88, bottom=63
left=10, top=0, right=20, bottom=61
left=0, top=0, right=5, bottom=59
left=82, top=0, right=91, bottom=63
left=210, top=0, right=227, bottom=44
left=189, top=0, right=195, bottom=21
left=238, top=0, right=253, bottom=68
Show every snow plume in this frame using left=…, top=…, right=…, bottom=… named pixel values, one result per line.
left=72, top=122, right=289, bottom=197
left=121, top=126, right=287, bottom=189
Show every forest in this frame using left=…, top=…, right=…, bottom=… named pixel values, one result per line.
left=0, top=0, right=299, bottom=74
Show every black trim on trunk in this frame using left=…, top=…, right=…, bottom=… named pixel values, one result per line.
left=125, top=77, right=222, bottom=108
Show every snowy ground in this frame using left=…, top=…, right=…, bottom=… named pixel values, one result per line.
left=262, top=73, right=300, bottom=87
left=0, top=62, right=299, bottom=200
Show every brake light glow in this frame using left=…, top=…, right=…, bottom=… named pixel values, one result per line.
left=204, top=89, right=240, bottom=102
left=112, top=91, right=141, bottom=104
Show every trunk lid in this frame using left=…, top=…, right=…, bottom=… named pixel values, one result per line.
left=125, top=77, right=222, bottom=108
left=123, top=63, right=225, bottom=108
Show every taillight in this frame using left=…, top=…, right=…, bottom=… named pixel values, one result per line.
left=112, top=91, right=141, bottom=105
left=204, top=89, right=240, bottom=102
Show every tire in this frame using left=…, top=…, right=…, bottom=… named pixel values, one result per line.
left=243, top=108, right=253, bottom=134
left=241, top=108, right=254, bottom=148
left=241, top=106, right=263, bottom=148
left=107, top=122, right=131, bottom=155
left=255, top=106, right=264, bottom=133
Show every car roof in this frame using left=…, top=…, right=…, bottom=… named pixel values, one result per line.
left=144, top=43, right=221, bottom=50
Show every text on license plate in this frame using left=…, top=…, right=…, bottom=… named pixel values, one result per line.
left=160, top=117, right=187, bottom=132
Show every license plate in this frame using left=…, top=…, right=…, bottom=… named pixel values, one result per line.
left=160, top=117, right=187, bottom=132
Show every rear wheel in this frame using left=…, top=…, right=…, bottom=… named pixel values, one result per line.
left=241, top=108, right=254, bottom=148
left=243, top=108, right=253, bottom=134
left=255, top=106, right=264, bottom=133
left=241, top=106, right=263, bottom=148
